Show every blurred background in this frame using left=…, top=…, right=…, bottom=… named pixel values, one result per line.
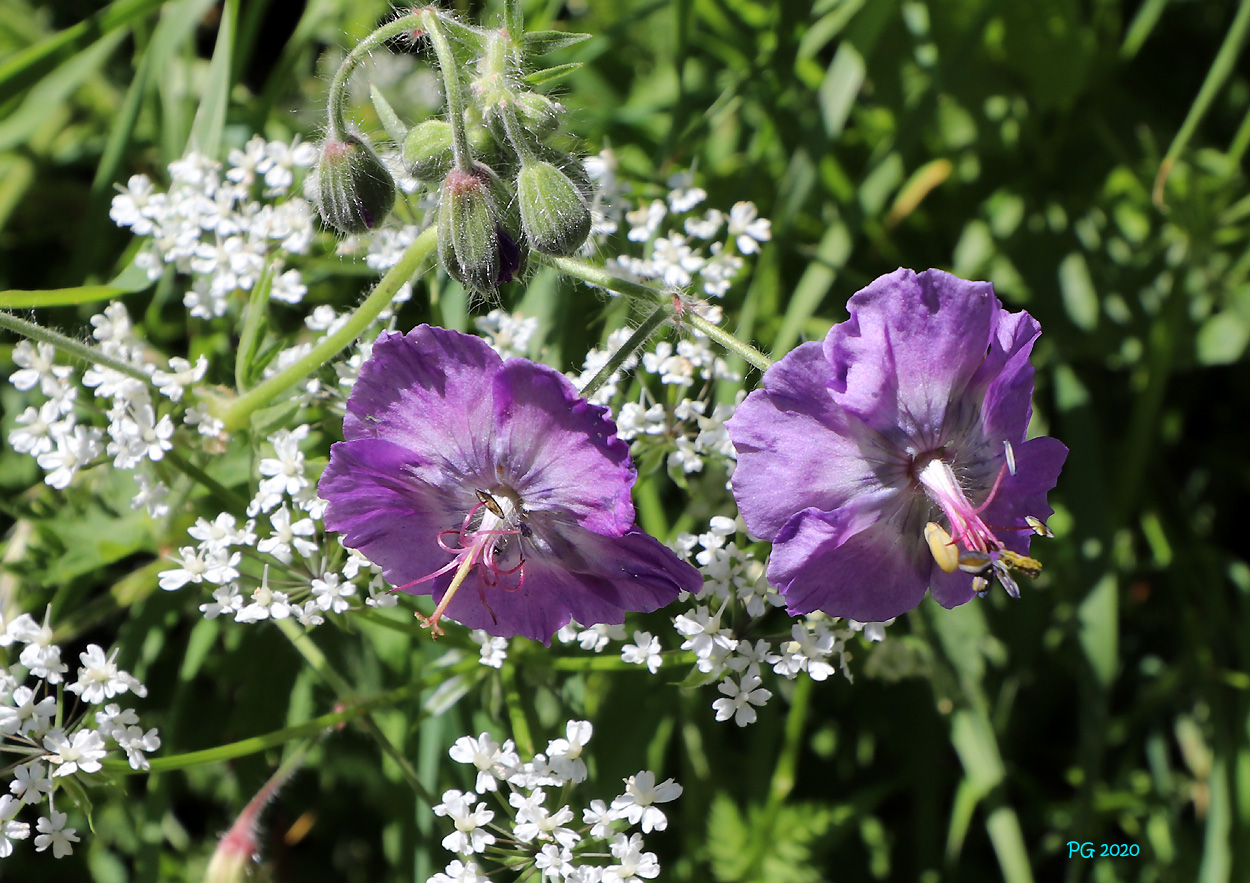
left=2, top=0, right=1249, bottom=880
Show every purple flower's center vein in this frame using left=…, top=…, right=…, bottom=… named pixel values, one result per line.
left=396, top=493, right=526, bottom=638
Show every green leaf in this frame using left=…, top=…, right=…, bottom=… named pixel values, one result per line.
left=186, top=0, right=237, bottom=156
left=0, top=0, right=165, bottom=97
left=235, top=265, right=273, bottom=391
left=1078, top=573, right=1119, bottom=689
left=524, top=62, right=583, bottom=86
left=818, top=42, right=864, bottom=137
left=523, top=30, right=593, bottom=55
left=370, top=83, right=409, bottom=146
left=1058, top=251, right=1099, bottom=332
left=249, top=397, right=301, bottom=437
left=0, top=250, right=156, bottom=307
left=0, top=29, right=127, bottom=152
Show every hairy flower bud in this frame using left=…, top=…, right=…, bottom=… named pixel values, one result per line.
left=306, top=132, right=396, bottom=235
left=437, top=164, right=524, bottom=292
left=402, top=119, right=455, bottom=181
left=516, top=160, right=591, bottom=256
left=514, top=92, right=564, bottom=136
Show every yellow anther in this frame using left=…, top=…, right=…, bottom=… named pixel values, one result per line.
left=924, top=522, right=960, bottom=573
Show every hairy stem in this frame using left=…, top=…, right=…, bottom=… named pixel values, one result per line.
left=0, top=310, right=153, bottom=382
left=216, top=225, right=437, bottom=432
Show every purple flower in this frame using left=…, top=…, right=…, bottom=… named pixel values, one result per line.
left=319, top=325, right=699, bottom=643
left=727, top=268, right=1067, bottom=622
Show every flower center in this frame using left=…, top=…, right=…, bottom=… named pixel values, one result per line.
left=400, top=489, right=528, bottom=637
left=914, top=451, right=1049, bottom=598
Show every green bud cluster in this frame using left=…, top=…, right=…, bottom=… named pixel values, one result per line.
left=318, top=6, right=596, bottom=291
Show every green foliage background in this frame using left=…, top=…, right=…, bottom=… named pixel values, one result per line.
left=2, top=0, right=1250, bottom=881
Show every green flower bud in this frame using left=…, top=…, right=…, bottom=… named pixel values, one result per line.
left=437, top=164, right=525, bottom=292
left=402, top=119, right=455, bottom=181
left=516, top=160, right=591, bottom=256
left=514, top=92, right=564, bottom=137
left=306, top=132, right=396, bottom=235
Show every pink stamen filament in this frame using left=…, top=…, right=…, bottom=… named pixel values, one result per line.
left=417, top=546, right=482, bottom=638
left=390, top=498, right=526, bottom=638
left=917, top=457, right=1003, bottom=555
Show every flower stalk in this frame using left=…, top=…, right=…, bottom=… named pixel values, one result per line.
left=421, top=9, right=475, bottom=172
left=540, top=253, right=775, bottom=373
left=325, top=12, right=426, bottom=139
left=0, top=310, right=151, bottom=383
left=215, top=224, right=438, bottom=432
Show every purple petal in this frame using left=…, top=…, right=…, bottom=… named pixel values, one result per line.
left=343, top=326, right=501, bottom=483
left=976, top=308, right=1042, bottom=443
left=982, top=435, right=1068, bottom=553
left=825, top=268, right=998, bottom=445
left=320, top=438, right=471, bottom=585
left=770, top=500, right=932, bottom=622
left=727, top=342, right=882, bottom=541
left=928, top=566, right=980, bottom=609
left=437, top=527, right=699, bottom=644
left=491, top=360, right=636, bottom=536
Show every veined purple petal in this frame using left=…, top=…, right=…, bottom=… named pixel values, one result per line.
left=825, top=268, right=997, bottom=445
left=491, top=359, right=635, bottom=536
left=770, top=503, right=932, bottom=622
left=344, top=326, right=501, bottom=484
left=436, top=527, right=702, bottom=645
left=727, top=342, right=882, bottom=540
left=320, top=438, right=467, bottom=584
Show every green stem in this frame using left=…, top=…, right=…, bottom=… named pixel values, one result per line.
left=766, top=674, right=812, bottom=811
left=421, top=10, right=474, bottom=172
left=163, top=449, right=249, bottom=512
left=1154, top=0, right=1250, bottom=204
left=500, top=663, right=535, bottom=757
left=547, top=650, right=697, bottom=671
left=217, top=225, right=437, bottom=432
left=683, top=310, right=773, bottom=373
left=540, top=253, right=670, bottom=305
left=325, top=12, right=426, bottom=137
left=540, top=253, right=775, bottom=371
left=275, top=618, right=437, bottom=805
left=0, top=310, right=152, bottom=383
left=578, top=305, right=672, bottom=399
left=101, top=656, right=480, bottom=776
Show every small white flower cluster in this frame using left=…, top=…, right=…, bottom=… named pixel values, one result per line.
left=585, top=151, right=771, bottom=299
left=161, top=511, right=392, bottom=630
left=6, top=303, right=212, bottom=507
left=0, top=610, right=160, bottom=861
left=475, top=309, right=540, bottom=359
left=568, top=323, right=738, bottom=477
left=157, top=422, right=398, bottom=627
left=109, top=138, right=318, bottom=319
left=429, top=722, right=680, bottom=883
left=667, top=519, right=892, bottom=726
left=548, top=516, right=890, bottom=728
